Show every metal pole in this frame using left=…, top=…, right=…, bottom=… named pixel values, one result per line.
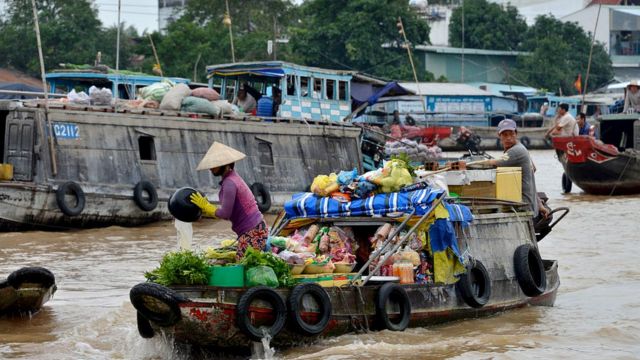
left=115, top=0, right=121, bottom=108
left=398, top=17, right=429, bottom=126
left=31, top=0, right=57, bottom=176
left=582, top=4, right=601, bottom=107
left=225, top=0, right=236, bottom=62
left=461, top=0, right=465, bottom=82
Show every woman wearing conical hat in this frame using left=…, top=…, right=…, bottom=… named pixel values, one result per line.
left=190, top=142, right=268, bottom=259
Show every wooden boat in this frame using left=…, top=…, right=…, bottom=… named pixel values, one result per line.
left=0, top=267, right=56, bottom=316
left=130, top=193, right=564, bottom=350
left=552, top=113, right=640, bottom=195
left=0, top=61, right=367, bottom=230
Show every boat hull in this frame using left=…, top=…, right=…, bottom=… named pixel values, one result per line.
left=0, top=267, right=57, bottom=316
left=552, top=136, right=640, bottom=195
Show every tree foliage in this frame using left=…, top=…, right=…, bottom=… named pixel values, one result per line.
left=449, top=0, right=527, bottom=51
left=513, top=15, right=613, bottom=95
left=291, top=0, right=433, bottom=81
left=0, top=0, right=102, bottom=75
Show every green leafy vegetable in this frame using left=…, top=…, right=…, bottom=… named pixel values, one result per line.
left=390, top=153, right=417, bottom=177
left=240, top=248, right=294, bottom=287
left=145, top=250, right=210, bottom=286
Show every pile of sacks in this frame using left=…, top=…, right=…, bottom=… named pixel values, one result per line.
left=136, top=79, right=238, bottom=117
left=310, top=158, right=415, bottom=201
left=385, top=139, right=442, bottom=162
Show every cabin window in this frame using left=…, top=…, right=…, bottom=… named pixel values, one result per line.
left=225, top=79, right=238, bottom=101
left=300, top=77, right=310, bottom=97
left=326, top=79, right=336, bottom=100
left=138, top=136, right=156, bottom=161
left=313, top=78, right=323, bottom=99
left=338, top=81, right=348, bottom=101
left=257, top=139, right=274, bottom=166
left=286, top=75, right=296, bottom=96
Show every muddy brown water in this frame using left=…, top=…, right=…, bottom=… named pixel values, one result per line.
left=1, top=150, right=639, bottom=359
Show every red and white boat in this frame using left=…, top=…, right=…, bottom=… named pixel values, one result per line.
left=552, top=113, right=640, bottom=195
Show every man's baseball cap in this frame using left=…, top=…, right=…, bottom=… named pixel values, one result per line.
left=497, top=119, right=517, bottom=134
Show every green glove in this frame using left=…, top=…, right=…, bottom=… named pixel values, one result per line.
left=190, top=192, right=218, bottom=218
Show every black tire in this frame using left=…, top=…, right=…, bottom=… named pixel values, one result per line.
left=236, top=286, right=287, bottom=341
left=133, top=181, right=158, bottom=212
left=520, top=136, right=531, bottom=148
left=456, top=259, right=491, bottom=308
left=129, top=282, right=185, bottom=327
left=287, top=283, right=332, bottom=336
left=56, top=181, right=85, bottom=216
left=514, top=244, right=546, bottom=297
left=250, top=182, right=272, bottom=213
left=7, top=267, right=55, bottom=289
left=375, top=283, right=411, bottom=331
left=562, top=173, right=572, bottom=194
left=137, top=311, right=155, bottom=338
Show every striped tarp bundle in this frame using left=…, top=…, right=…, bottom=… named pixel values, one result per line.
left=284, top=188, right=446, bottom=219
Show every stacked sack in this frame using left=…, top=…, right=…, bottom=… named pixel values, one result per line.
left=137, top=80, right=236, bottom=117
left=385, top=139, right=442, bottom=162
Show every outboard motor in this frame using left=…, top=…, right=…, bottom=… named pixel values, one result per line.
left=534, top=192, right=570, bottom=242
left=456, top=126, right=484, bottom=156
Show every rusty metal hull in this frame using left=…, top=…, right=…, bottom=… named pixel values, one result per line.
left=0, top=102, right=363, bottom=230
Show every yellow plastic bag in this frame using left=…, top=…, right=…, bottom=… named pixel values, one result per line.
left=311, top=173, right=338, bottom=197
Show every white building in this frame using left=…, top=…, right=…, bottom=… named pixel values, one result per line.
left=158, top=0, right=188, bottom=31
left=562, top=4, right=640, bottom=81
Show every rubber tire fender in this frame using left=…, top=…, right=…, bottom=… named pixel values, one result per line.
left=7, top=267, right=56, bottom=289
left=561, top=173, right=572, bottom=194
left=56, top=181, right=85, bottom=217
left=456, top=258, right=491, bottom=308
left=250, top=182, right=272, bottom=213
left=520, top=136, right=531, bottom=148
left=236, top=286, right=287, bottom=342
left=133, top=181, right=158, bottom=211
left=137, top=311, right=155, bottom=339
left=375, top=282, right=411, bottom=331
left=514, top=244, right=547, bottom=297
left=129, top=282, right=185, bottom=327
left=287, top=283, right=332, bottom=336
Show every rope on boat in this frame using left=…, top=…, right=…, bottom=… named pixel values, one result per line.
left=608, top=155, right=632, bottom=196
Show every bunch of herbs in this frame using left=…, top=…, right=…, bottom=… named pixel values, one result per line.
left=240, top=247, right=294, bottom=287
left=145, top=250, right=210, bottom=286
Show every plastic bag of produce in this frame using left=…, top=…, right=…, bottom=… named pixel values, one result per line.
left=67, top=89, right=91, bottom=105
left=88, top=86, right=113, bottom=106
left=245, top=265, right=279, bottom=287
left=191, top=87, right=220, bottom=101
left=181, top=96, right=221, bottom=116
left=337, top=168, right=358, bottom=186
left=310, top=173, right=339, bottom=197
left=139, top=79, right=174, bottom=101
left=160, top=83, right=191, bottom=111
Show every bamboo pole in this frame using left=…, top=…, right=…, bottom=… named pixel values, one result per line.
left=224, top=0, right=236, bottom=63
left=148, top=34, right=163, bottom=77
left=31, top=0, right=57, bottom=176
left=581, top=3, right=602, bottom=108
left=398, top=17, right=429, bottom=126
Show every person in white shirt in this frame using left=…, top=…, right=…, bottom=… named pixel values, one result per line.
left=545, top=103, right=578, bottom=137
left=232, top=88, right=256, bottom=113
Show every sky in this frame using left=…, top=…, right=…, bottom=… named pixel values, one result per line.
left=95, top=0, right=159, bottom=33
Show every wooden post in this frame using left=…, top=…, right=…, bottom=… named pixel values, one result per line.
left=31, top=0, right=57, bottom=176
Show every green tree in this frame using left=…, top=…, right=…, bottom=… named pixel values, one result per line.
left=449, top=0, right=527, bottom=51
left=513, top=15, right=613, bottom=95
left=0, top=0, right=102, bottom=75
left=96, top=24, right=140, bottom=70
left=152, top=0, right=298, bottom=81
left=290, top=0, right=432, bottom=81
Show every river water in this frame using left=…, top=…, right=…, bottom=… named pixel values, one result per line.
left=1, top=150, right=639, bottom=359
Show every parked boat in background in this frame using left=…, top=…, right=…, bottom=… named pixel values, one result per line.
left=0, top=267, right=56, bottom=317
left=552, top=113, right=640, bottom=195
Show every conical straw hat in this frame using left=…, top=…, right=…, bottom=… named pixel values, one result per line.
left=196, top=142, right=246, bottom=170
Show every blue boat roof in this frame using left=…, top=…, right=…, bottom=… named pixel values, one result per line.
left=45, top=72, right=190, bottom=85
left=206, top=61, right=354, bottom=79
left=527, top=95, right=580, bottom=104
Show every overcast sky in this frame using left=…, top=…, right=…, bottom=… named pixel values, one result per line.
left=95, top=0, right=159, bottom=33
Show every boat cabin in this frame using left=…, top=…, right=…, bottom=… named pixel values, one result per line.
left=526, top=95, right=580, bottom=118
left=597, top=113, right=640, bottom=151
left=206, top=61, right=353, bottom=122
left=46, top=71, right=190, bottom=99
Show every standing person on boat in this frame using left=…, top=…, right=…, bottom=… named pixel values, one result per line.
left=545, top=103, right=578, bottom=138
left=190, top=142, right=268, bottom=259
left=486, top=119, right=549, bottom=220
left=232, top=87, right=257, bottom=114
left=623, top=80, right=640, bottom=113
